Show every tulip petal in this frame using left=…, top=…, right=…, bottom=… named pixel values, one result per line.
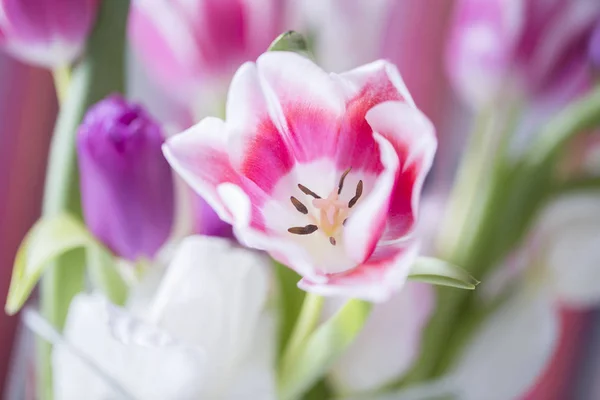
left=162, top=117, right=267, bottom=231
left=343, top=133, right=399, bottom=264
left=149, top=236, right=269, bottom=359
left=450, top=289, right=558, bottom=400
left=53, top=294, right=207, bottom=400
left=226, top=62, right=295, bottom=193
left=255, top=51, right=345, bottom=162
left=334, top=60, right=413, bottom=173
left=365, top=101, right=437, bottom=241
left=299, top=240, right=419, bottom=302
left=330, top=283, right=435, bottom=393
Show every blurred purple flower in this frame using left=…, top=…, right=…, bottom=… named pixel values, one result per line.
left=128, top=0, right=282, bottom=103
left=590, top=19, right=600, bottom=72
left=447, top=0, right=600, bottom=107
left=77, top=95, right=174, bottom=261
left=0, top=0, right=98, bottom=67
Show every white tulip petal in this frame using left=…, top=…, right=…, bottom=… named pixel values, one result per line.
left=53, top=294, right=206, bottom=400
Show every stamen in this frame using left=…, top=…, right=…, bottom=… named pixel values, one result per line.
left=288, top=224, right=318, bottom=235
left=348, top=180, right=363, bottom=208
left=343, top=218, right=347, bottom=226
left=337, top=167, right=352, bottom=195
left=329, top=237, right=336, bottom=246
left=298, top=184, right=321, bottom=199
left=290, top=196, right=308, bottom=214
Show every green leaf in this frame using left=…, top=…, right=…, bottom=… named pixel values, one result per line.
left=278, top=299, right=372, bottom=400
left=268, top=31, right=312, bottom=56
left=6, top=214, right=127, bottom=315
left=408, top=257, right=480, bottom=290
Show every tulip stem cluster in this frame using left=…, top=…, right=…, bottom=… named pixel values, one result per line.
left=404, top=84, right=600, bottom=384
left=36, top=2, right=130, bottom=399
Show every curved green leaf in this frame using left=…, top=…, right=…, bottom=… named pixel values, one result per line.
left=408, top=257, right=479, bottom=290
left=5, top=214, right=127, bottom=315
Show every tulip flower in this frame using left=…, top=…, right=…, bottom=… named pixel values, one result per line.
left=53, top=236, right=276, bottom=399
left=0, top=0, right=98, bottom=68
left=447, top=0, right=600, bottom=107
left=77, top=95, right=174, bottom=261
left=128, top=0, right=282, bottom=103
left=163, top=52, right=437, bottom=301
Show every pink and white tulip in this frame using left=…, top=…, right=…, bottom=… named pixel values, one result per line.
left=447, top=0, right=600, bottom=107
left=128, top=0, right=282, bottom=103
left=163, top=52, right=437, bottom=301
left=0, top=0, right=98, bottom=67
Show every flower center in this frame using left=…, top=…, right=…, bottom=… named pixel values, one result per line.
left=287, top=168, right=363, bottom=246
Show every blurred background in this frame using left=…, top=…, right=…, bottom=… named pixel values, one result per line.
left=1, top=0, right=599, bottom=398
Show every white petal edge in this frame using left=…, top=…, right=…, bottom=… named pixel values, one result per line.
left=343, top=132, right=400, bottom=263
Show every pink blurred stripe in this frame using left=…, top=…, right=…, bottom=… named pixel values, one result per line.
left=523, top=309, right=591, bottom=400
left=0, top=53, right=56, bottom=391
left=381, top=0, right=457, bottom=187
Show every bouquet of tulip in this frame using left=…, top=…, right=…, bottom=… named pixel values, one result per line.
left=3, top=1, right=600, bottom=400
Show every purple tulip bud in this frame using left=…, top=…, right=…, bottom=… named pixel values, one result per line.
left=0, top=0, right=98, bottom=67
left=77, top=95, right=174, bottom=261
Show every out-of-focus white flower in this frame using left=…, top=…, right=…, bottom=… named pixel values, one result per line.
left=53, top=236, right=276, bottom=400
left=329, top=282, right=435, bottom=395
left=445, top=192, right=600, bottom=400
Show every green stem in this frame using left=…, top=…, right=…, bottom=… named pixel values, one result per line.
left=37, top=2, right=130, bottom=399
left=404, top=85, right=600, bottom=387
left=281, top=292, right=324, bottom=370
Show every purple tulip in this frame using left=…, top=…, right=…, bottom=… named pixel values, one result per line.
left=77, top=95, right=174, bottom=261
left=0, top=0, right=98, bottom=67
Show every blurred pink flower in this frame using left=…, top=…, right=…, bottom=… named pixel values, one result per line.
left=0, top=0, right=98, bottom=67
left=447, top=0, right=600, bottom=107
left=163, top=52, right=436, bottom=301
left=128, top=0, right=283, bottom=103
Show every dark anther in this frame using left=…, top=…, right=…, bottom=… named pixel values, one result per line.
left=298, top=184, right=321, bottom=199
left=329, top=237, right=337, bottom=246
left=288, top=224, right=319, bottom=235
left=348, top=180, right=363, bottom=208
left=337, top=167, right=352, bottom=195
left=343, top=218, right=347, bottom=226
left=290, top=196, right=308, bottom=214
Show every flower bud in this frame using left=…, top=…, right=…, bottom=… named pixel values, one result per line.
left=77, top=95, right=174, bottom=261
left=0, top=0, right=98, bottom=67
